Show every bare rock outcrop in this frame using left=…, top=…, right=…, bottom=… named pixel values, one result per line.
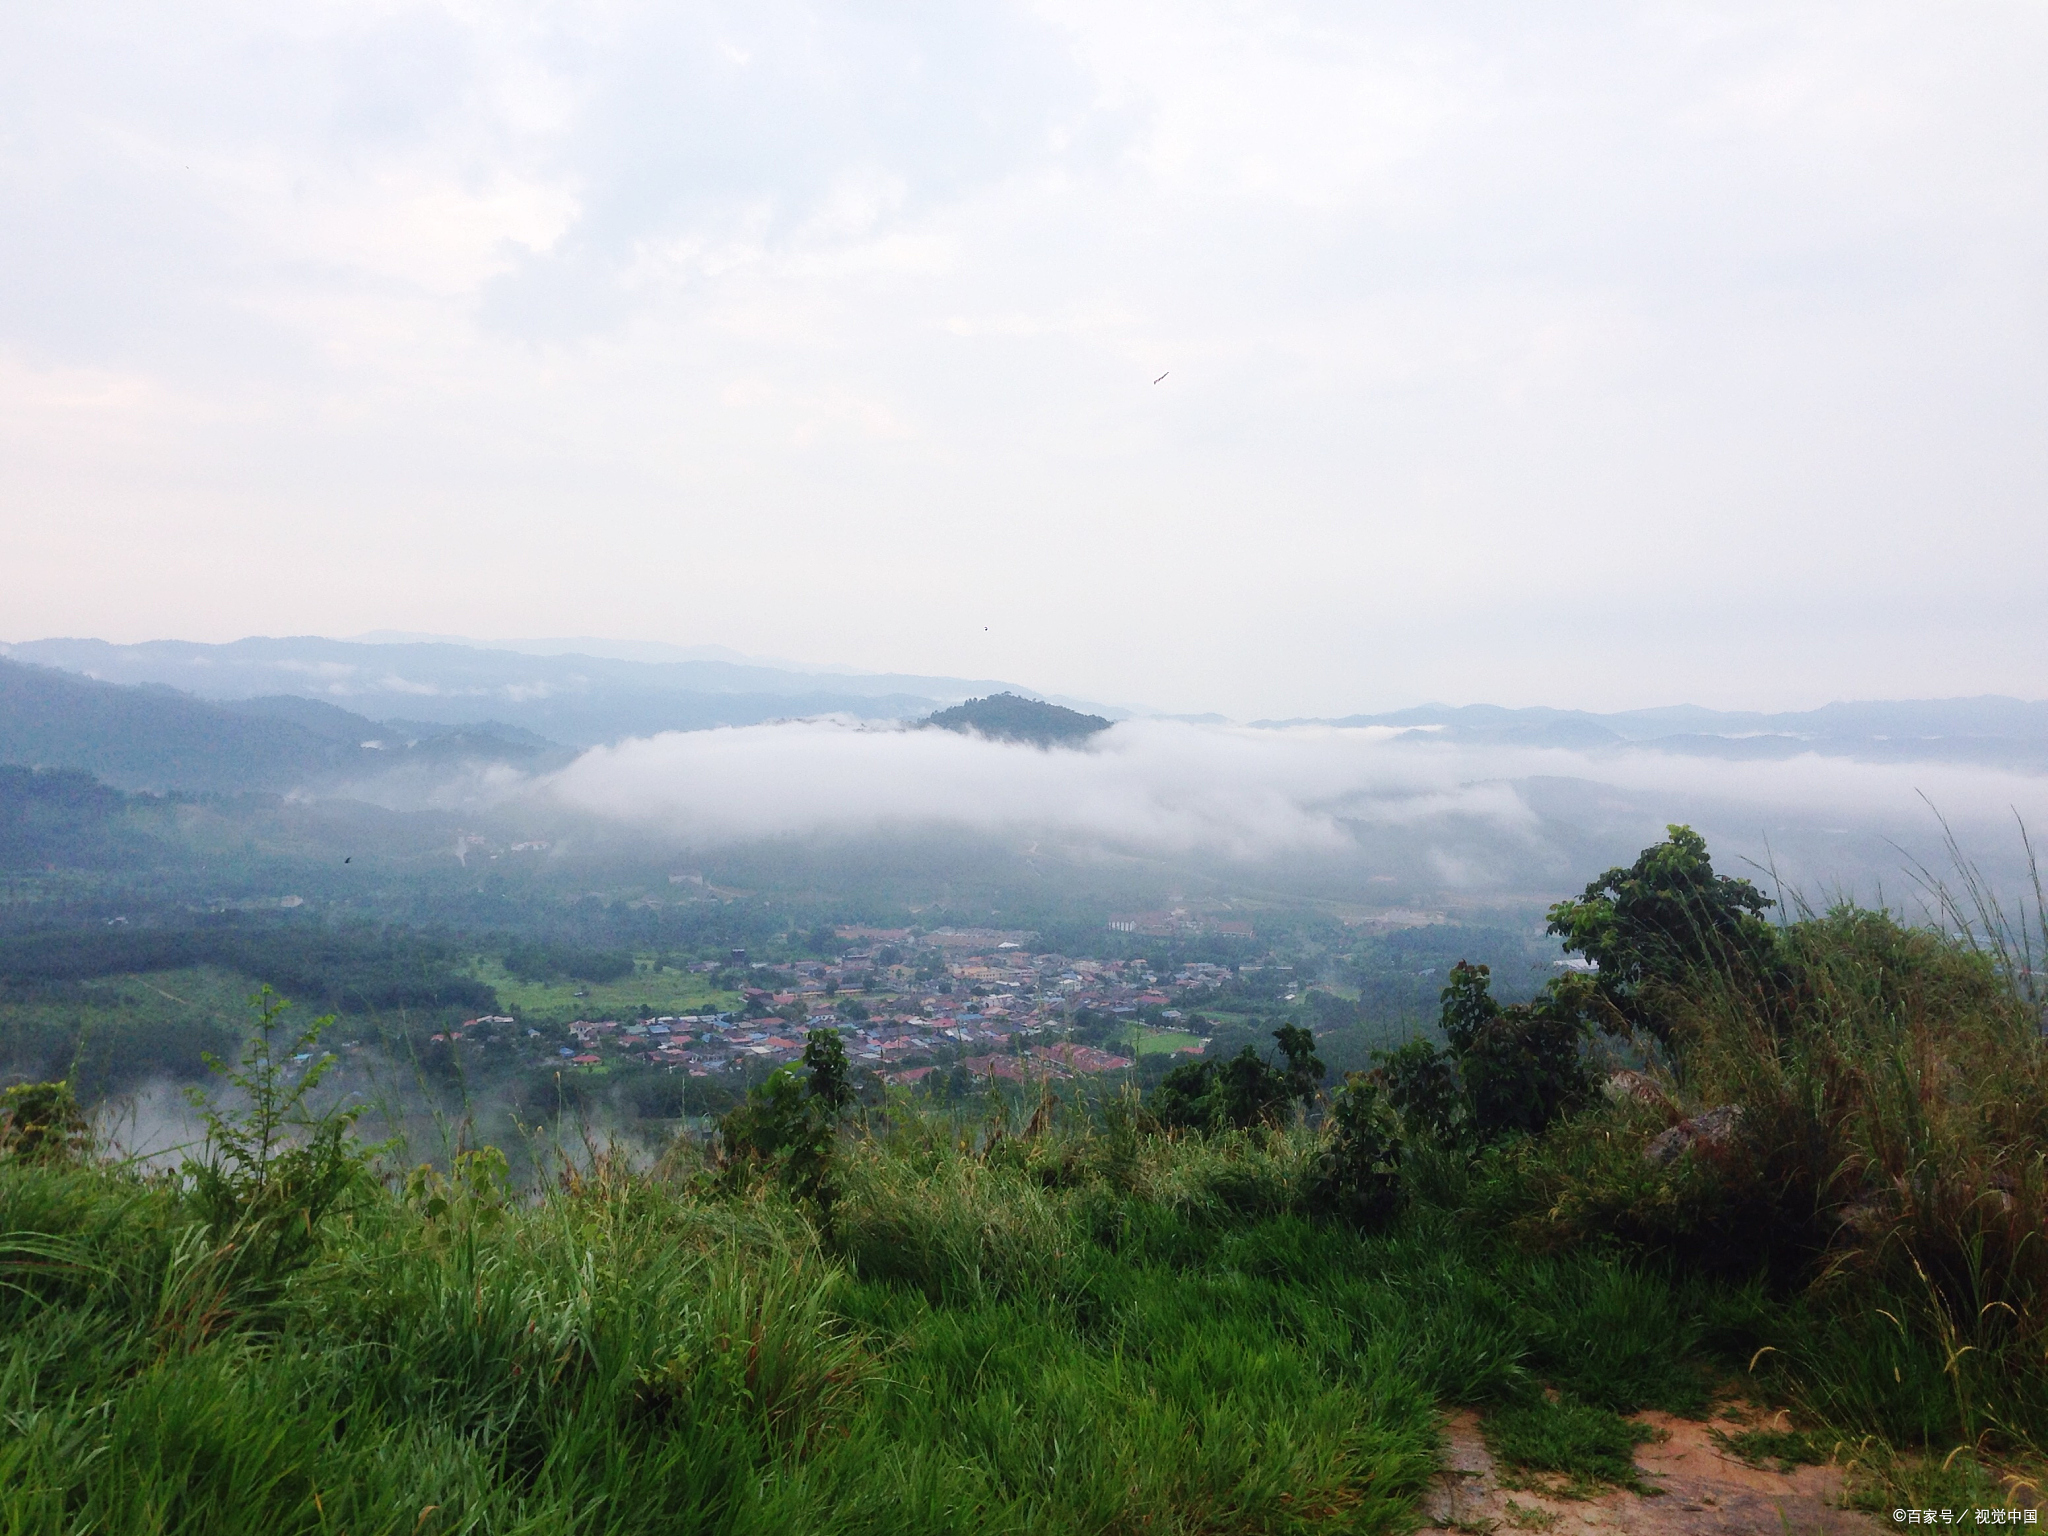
left=1644, top=1105, right=1744, bottom=1166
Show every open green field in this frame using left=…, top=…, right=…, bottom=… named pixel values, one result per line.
left=1129, top=1026, right=1202, bottom=1056
left=466, top=955, right=740, bottom=1022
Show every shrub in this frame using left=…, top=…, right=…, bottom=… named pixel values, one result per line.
left=1433, top=962, right=1594, bottom=1141
left=1149, top=1056, right=1218, bottom=1130
left=1145, top=1029, right=1307, bottom=1133
left=716, top=1029, right=856, bottom=1221
left=1461, top=983, right=1595, bottom=1140
left=1370, top=1038, right=1464, bottom=1142
left=0, top=1079, right=89, bottom=1164
left=183, top=988, right=372, bottom=1295
left=1272, top=1022, right=1325, bottom=1110
left=1307, top=1072, right=1405, bottom=1229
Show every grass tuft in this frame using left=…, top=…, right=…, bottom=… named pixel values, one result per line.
left=1482, top=1394, right=1662, bottom=1497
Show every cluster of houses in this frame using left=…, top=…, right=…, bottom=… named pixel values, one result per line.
left=485, top=940, right=1232, bottom=1085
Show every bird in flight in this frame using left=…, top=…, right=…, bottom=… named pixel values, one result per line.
left=1153, top=372, right=1169, bottom=384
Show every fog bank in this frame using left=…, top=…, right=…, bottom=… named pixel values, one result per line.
left=538, top=719, right=2048, bottom=895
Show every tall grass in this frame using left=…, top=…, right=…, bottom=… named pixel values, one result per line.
left=0, top=1090, right=1799, bottom=1533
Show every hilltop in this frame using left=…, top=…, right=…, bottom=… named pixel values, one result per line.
left=923, top=692, right=1111, bottom=747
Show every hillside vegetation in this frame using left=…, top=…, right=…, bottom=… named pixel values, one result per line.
left=3, top=828, right=2046, bottom=1532
left=923, top=693, right=1111, bottom=746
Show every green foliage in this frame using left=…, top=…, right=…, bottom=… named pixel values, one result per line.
left=717, top=1030, right=857, bottom=1220
left=2, top=922, right=495, bottom=1013
left=182, top=986, right=372, bottom=1292
left=1308, top=1072, right=1405, bottom=1229
left=1482, top=1394, right=1659, bottom=1496
left=501, top=939, right=634, bottom=983
left=1438, top=959, right=1502, bottom=1055
left=1272, top=1021, right=1326, bottom=1109
left=0, top=1078, right=88, bottom=1164
left=1145, top=1034, right=1300, bottom=1132
left=1423, top=963, right=1593, bottom=1142
left=1214, top=1044, right=1289, bottom=1128
left=1369, top=1037, right=1464, bottom=1142
left=402, top=1145, right=512, bottom=1229
left=922, top=692, right=1110, bottom=746
left=1147, top=1055, right=1218, bottom=1131
left=1460, top=976, right=1595, bottom=1140
left=1546, top=823, right=1776, bottom=1047
left=802, top=1027, right=853, bottom=1117
left=1710, top=1425, right=1829, bottom=1473
left=0, top=969, right=244, bottom=1096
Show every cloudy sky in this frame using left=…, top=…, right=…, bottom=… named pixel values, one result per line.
left=4, top=2, right=2045, bottom=718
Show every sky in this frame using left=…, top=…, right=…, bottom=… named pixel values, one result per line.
left=4, top=2, right=2046, bottom=719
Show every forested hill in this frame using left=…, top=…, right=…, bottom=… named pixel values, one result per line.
left=0, top=659, right=370, bottom=794
left=0, top=659, right=564, bottom=795
left=924, top=693, right=1111, bottom=747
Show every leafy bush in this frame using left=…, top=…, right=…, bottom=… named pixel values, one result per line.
left=1370, top=1037, right=1464, bottom=1142
left=716, top=1028, right=854, bottom=1220
left=1146, top=1026, right=1322, bottom=1132
left=0, top=1079, right=89, bottom=1164
left=1460, top=975, right=1596, bottom=1140
left=1307, top=1072, right=1405, bottom=1229
left=1427, top=961, right=1595, bottom=1141
left=183, top=987, right=373, bottom=1296
left=1149, top=1055, right=1220, bottom=1130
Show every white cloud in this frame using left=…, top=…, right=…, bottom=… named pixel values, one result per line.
left=539, top=718, right=2048, bottom=870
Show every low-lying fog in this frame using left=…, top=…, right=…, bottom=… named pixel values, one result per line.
left=414, top=717, right=2048, bottom=912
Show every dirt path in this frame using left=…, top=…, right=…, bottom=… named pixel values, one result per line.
left=1419, top=1407, right=1881, bottom=1535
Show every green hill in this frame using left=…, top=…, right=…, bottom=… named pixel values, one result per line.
left=0, top=659, right=366, bottom=793
left=0, top=659, right=563, bottom=795
left=923, top=692, right=1110, bottom=746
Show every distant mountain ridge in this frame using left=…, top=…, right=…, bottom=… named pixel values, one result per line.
left=9, top=633, right=2047, bottom=792
left=0, top=659, right=560, bottom=795
left=1, top=636, right=1048, bottom=747
left=1252, top=697, right=2048, bottom=770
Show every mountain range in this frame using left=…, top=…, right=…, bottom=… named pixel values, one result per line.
left=0, top=636, right=1044, bottom=749
left=0, top=659, right=571, bottom=796
left=4, top=634, right=2047, bottom=797
left=1257, top=699, right=2048, bottom=770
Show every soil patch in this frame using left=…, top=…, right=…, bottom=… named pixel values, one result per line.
left=1420, top=1405, right=1880, bottom=1535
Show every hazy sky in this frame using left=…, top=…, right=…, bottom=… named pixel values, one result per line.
left=5, top=2, right=2046, bottom=718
